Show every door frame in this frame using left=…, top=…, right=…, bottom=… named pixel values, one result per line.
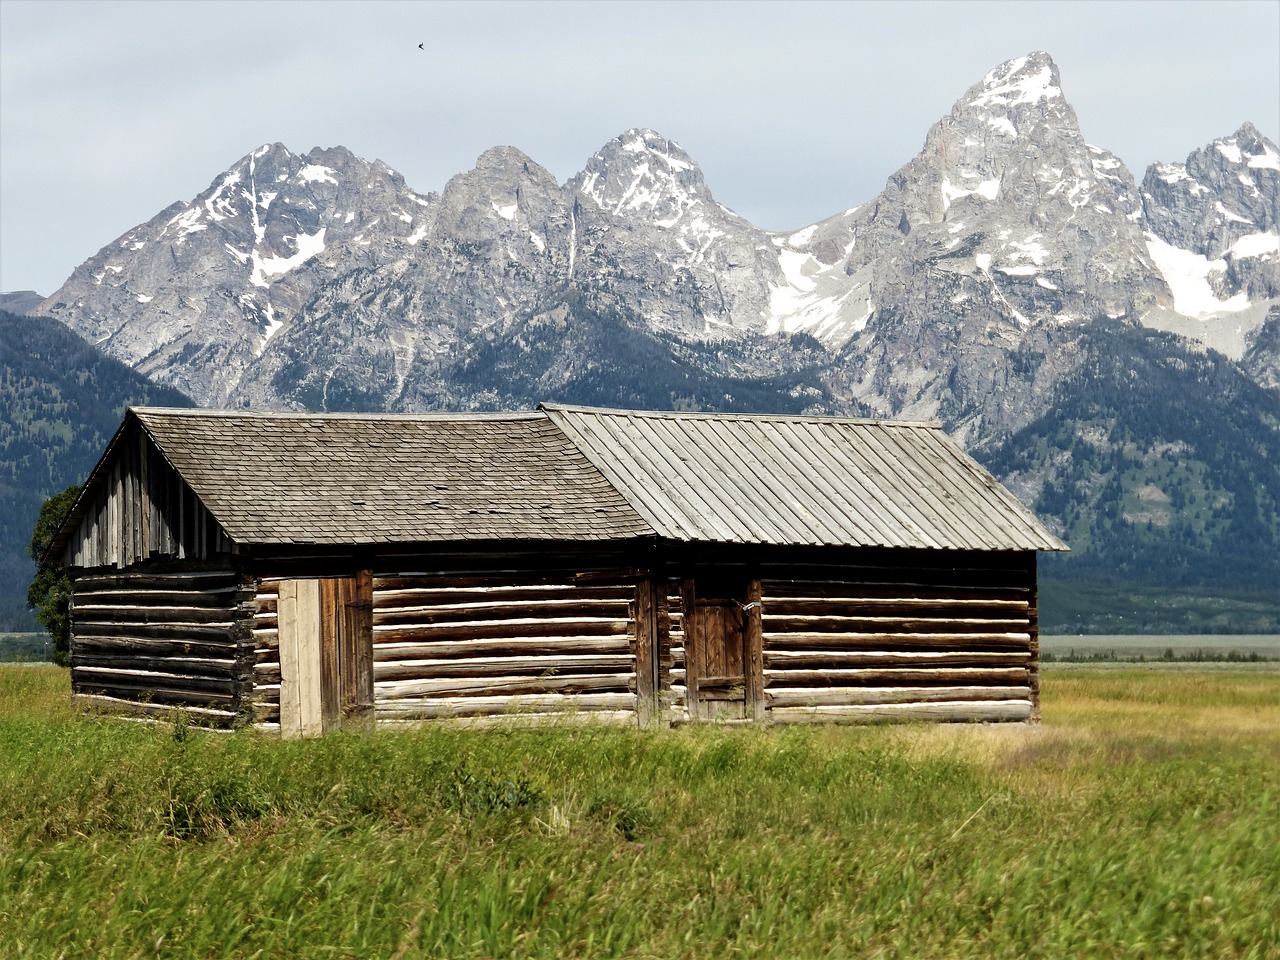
left=277, top=571, right=373, bottom=737
left=682, top=576, right=764, bottom=722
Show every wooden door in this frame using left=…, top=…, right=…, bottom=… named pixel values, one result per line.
left=278, top=573, right=373, bottom=738
left=684, top=579, right=749, bottom=721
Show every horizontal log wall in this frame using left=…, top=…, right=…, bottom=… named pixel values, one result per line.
left=67, top=425, right=233, bottom=570
left=370, top=563, right=640, bottom=725
left=664, top=581, right=688, bottom=722
left=71, top=569, right=256, bottom=727
left=250, top=579, right=283, bottom=729
left=759, top=552, right=1036, bottom=724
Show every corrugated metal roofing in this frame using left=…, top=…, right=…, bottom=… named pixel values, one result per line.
left=541, top=404, right=1067, bottom=551
left=132, top=408, right=656, bottom=545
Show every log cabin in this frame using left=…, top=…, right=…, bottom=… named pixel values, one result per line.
left=46, top=403, right=1067, bottom=735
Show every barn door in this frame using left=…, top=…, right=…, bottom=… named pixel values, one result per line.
left=683, top=577, right=762, bottom=721
left=278, top=573, right=373, bottom=737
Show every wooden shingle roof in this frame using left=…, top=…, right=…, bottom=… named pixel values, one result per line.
left=55, top=404, right=1066, bottom=555
left=133, top=408, right=656, bottom=544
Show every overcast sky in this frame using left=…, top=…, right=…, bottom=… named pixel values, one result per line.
left=2, top=0, right=1277, bottom=296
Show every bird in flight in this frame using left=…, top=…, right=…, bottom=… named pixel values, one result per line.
left=418, top=42, right=424, bottom=50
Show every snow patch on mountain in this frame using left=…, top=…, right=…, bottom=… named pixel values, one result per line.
left=249, top=228, right=327, bottom=288
left=941, top=176, right=1001, bottom=210
left=204, top=172, right=241, bottom=221
left=256, top=304, right=282, bottom=355
left=972, top=54, right=1062, bottom=108
left=1145, top=233, right=1250, bottom=317
left=298, top=164, right=338, bottom=185
left=1231, top=232, right=1280, bottom=259
left=1248, top=145, right=1280, bottom=171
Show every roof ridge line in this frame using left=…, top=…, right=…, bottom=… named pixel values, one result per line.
left=538, top=402, right=942, bottom=428
left=130, top=406, right=548, bottom=421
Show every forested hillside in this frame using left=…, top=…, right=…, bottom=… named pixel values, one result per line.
left=0, top=310, right=193, bottom=629
left=980, top=321, right=1280, bottom=632
left=4, top=306, right=1278, bottom=635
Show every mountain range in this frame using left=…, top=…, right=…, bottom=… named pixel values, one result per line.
left=5, top=51, right=1279, bottom=631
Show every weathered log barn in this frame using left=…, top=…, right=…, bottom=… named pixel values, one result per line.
left=47, top=403, right=1066, bottom=735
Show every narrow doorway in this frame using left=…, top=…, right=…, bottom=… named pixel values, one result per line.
left=277, top=573, right=373, bottom=737
left=683, top=577, right=762, bottom=721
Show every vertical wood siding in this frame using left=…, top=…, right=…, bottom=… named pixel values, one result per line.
left=66, top=428, right=233, bottom=570
left=70, top=569, right=256, bottom=726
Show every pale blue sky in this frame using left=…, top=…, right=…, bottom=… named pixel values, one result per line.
left=2, top=0, right=1277, bottom=295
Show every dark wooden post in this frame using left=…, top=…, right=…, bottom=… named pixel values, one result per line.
left=744, top=578, right=765, bottom=722
left=633, top=578, right=661, bottom=728
left=352, top=568, right=375, bottom=726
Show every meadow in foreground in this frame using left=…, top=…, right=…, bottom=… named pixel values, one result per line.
left=1, top=666, right=1276, bottom=959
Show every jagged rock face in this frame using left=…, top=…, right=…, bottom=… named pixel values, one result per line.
left=773, top=53, right=1166, bottom=443
left=1136, top=124, right=1280, bottom=357
left=40, top=144, right=435, bottom=405
left=1143, top=124, right=1279, bottom=269
left=36, top=53, right=1278, bottom=453
left=568, top=129, right=780, bottom=337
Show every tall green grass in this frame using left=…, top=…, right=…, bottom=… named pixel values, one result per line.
left=1, top=667, right=1276, bottom=958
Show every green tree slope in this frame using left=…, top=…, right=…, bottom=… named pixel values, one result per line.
left=979, top=321, right=1280, bottom=630
left=0, top=310, right=193, bottom=631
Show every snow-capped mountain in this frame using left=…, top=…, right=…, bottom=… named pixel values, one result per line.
left=770, top=52, right=1173, bottom=442
left=1139, top=122, right=1280, bottom=357
left=773, top=54, right=1156, bottom=345
left=567, top=129, right=780, bottom=336
left=35, top=53, right=1279, bottom=449
left=41, top=144, right=436, bottom=403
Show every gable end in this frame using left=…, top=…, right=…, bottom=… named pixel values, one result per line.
left=60, top=413, right=235, bottom=570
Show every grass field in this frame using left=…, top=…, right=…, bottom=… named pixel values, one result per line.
left=1041, top=634, right=1280, bottom=661
left=1, top=667, right=1277, bottom=958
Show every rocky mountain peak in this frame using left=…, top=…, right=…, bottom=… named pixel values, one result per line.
left=1215, top=122, right=1279, bottom=168
left=469, top=144, right=546, bottom=177
left=956, top=52, right=1073, bottom=135
left=440, top=145, right=562, bottom=209
left=975, top=52, right=1061, bottom=101
left=571, top=128, right=713, bottom=226
left=434, top=146, right=569, bottom=254
left=36, top=142, right=435, bottom=405
left=764, top=51, right=1172, bottom=441
left=805, top=50, right=1156, bottom=343
left=1139, top=122, right=1279, bottom=322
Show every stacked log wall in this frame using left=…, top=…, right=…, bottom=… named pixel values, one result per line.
left=368, top=556, right=641, bottom=725
left=664, top=581, right=688, bottom=722
left=759, top=552, right=1037, bottom=724
left=70, top=569, right=256, bottom=727
left=249, top=579, right=282, bottom=729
